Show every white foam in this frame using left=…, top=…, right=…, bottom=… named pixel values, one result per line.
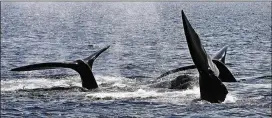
left=1, top=75, right=237, bottom=104
left=96, top=75, right=129, bottom=84
left=95, top=75, right=137, bottom=89
left=86, top=88, right=162, bottom=100
left=223, top=93, right=238, bottom=103
left=1, top=75, right=131, bottom=91
left=86, top=87, right=200, bottom=101
left=1, top=76, right=81, bottom=91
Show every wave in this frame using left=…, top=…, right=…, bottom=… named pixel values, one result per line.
left=1, top=75, right=131, bottom=92
left=1, top=75, right=239, bottom=104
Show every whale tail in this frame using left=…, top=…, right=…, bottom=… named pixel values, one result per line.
left=11, top=46, right=110, bottom=72
left=212, top=45, right=228, bottom=63
left=156, top=65, right=196, bottom=79
left=10, top=62, right=78, bottom=71
left=182, top=10, right=228, bottom=103
left=156, top=45, right=229, bottom=79
left=83, top=45, right=110, bottom=69
left=11, top=46, right=110, bottom=89
left=212, top=60, right=237, bottom=82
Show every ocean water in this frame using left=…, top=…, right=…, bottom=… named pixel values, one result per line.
left=1, top=2, right=271, bottom=117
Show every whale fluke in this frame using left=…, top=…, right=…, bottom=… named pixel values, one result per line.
left=156, top=65, right=196, bottom=79
left=212, top=60, right=237, bottom=82
left=11, top=46, right=110, bottom=90
left=10, top=62, right=77, bottom=71
left=83, top=45, right=110, bottom=68
left=182, top=10, right=229, bottom=103
left=212, top=45, right=228, bottom=63
left=156, top=45, right=229, bottom=79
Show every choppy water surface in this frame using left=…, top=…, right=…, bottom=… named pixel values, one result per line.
left=1, top=2, right=271, bottom=117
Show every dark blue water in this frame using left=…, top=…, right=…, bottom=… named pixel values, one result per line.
left=1, top=2, right=271, bottom=117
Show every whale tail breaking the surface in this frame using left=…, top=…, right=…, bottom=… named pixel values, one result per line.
left=212, top=45, right=228, bottom=63
left=156, top=45, right=229, bottom=79
left=181, top=10, right=237, bottom=103
left=11, top=46, right=110, bottom=90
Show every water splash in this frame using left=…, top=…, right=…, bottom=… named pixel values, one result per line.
left=86, top=88, right=162, bottom=100
left=224, top=93, right=238, bottom=103
left=0, top=75, right=134, bottom=92
left=1, top=76, right=81, bottom=91
left=85, top=86, right=201, bottom=103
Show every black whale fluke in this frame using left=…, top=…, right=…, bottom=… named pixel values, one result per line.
left=182, top=10, right=230, bottom=103
left=156, top=45, right=229, bottom=79
left=212, top=45, right=228, bottom=64
left=83, top=45, right=110, bottom=69
left=11, top=45, right=110, bottom=90
left=156, top=65, right=196, bottom=79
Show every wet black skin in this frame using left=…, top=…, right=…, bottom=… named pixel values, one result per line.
left=181, top=10, right=236, bottom=103
left=73, top=60, right=98, bottom=89
left=11, top=46, right=110, bottom=90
